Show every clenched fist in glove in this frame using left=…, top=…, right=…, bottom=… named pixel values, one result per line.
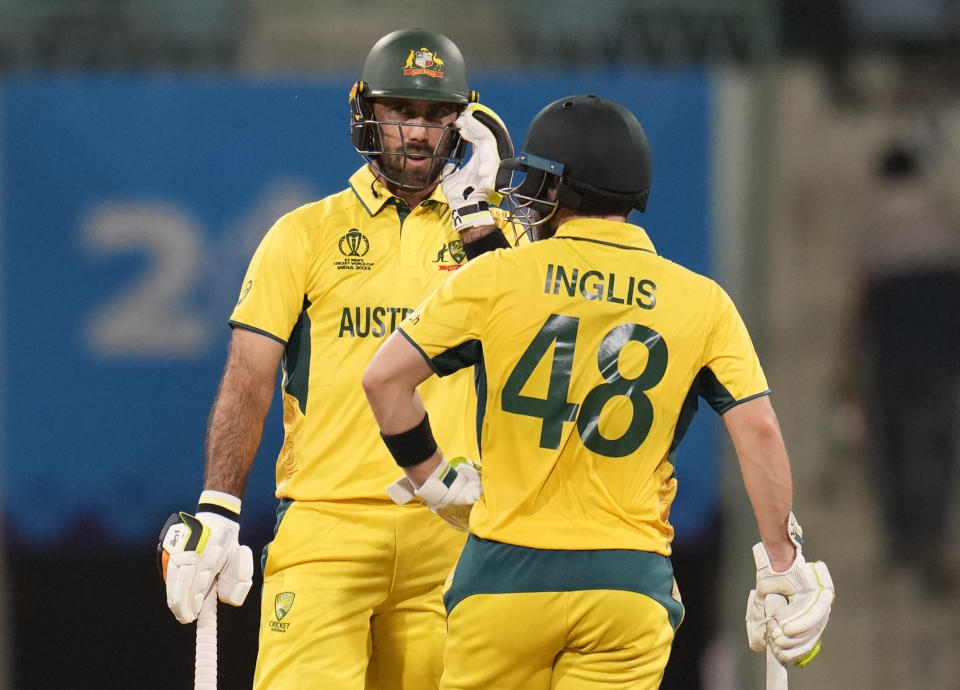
left=745, top=512, right=835, bottom=667
left=441, top=104, right=514, bottom=233
left=158, top=490, right=254, bottom=624
left=387, top=456, right=482, bottom=531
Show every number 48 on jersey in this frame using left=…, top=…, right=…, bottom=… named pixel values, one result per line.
left=501, top=313, right=668, bottom=458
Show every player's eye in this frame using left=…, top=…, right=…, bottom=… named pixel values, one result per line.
left=428, top=105, right=457, bottom=120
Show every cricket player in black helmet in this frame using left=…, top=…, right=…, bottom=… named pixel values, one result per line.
left=364, top=94, right=834, bottom=688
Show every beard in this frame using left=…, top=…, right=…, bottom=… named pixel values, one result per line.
left=374, top=126, right=457, bottom=191
left=375, top=150, right=446, bottom=190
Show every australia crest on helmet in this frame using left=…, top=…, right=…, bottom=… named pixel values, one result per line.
left=403, top=47, right=445, bottom=78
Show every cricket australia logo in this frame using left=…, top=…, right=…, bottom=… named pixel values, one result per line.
left=403, top=48, right=445, bottom=78
left=269, top=592, right=295, bottom=633
left=334, top=228, right=375, bottom=271
left=433, top=239, right=466, bottom=272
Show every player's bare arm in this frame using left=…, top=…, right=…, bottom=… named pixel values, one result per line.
left=726, top=395, right=835, bottom=667
left=363, top=330, right=481, bottom=528
left=362, top=331, right=431, bottom=426
left=204, top=327, right=284, bottom=496
left=721, top=395, right=795, bottom=569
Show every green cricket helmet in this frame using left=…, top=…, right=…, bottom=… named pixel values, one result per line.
left=349, top=29, right=478, bottom=190
left=499, top=94, right=652, bottom=230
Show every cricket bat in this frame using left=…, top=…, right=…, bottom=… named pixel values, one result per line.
left=765, top=593, right=789, bottom=690
left=195, top=588, right=218, bottom=690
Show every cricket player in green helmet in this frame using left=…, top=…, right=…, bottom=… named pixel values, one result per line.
left=157, top=28, right=516, bottom=689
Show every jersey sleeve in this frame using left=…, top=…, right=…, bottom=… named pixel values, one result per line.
left=229, top=212, right=311, bottom=343
left=698, top=284, right=770, bottom=414
left=398, top=251, right=499, bottom=376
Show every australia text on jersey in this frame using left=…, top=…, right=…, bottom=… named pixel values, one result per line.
left=339, top=306, right=415, bottom=338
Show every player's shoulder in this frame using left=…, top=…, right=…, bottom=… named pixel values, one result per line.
left=285, top=186, right=355, bottom=220
left=271, top=186, right=360, bottom=237
left=652, top=253, right=722, bottom=293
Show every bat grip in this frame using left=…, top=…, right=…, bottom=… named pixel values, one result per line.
left=195, top=587, right=218, bottom=690
left=765, top=593, right=789, bottom=690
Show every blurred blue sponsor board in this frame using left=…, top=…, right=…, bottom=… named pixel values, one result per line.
left=0, top=73, right=715, bottom=546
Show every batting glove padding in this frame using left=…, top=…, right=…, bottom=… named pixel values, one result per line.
left=441, top=104, right=514, bottom=232
left=745, top=513, right=835, bottom=667
left=158, top=490, right=254, bottom=624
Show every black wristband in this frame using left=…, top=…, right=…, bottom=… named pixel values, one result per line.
left=196, top=501, right=240, bottom=522
left=463, top=229, right=510, bottom=259
left=380, top=413, right=438, bottom=468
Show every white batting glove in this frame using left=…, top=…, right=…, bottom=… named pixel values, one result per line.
left=441, top=104, right=514, bottom=232
left=745, top=513, right=835, bottom=667
left=395, top=456, right=482, bottom=531
left=158, top=490, right=254, bottom=624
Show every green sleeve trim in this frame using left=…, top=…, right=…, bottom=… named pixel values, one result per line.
left=698, top=366, right=769, bottom=414
left=396, top=328, right=440, bottom=374
left=397, top=329, right=483, bottom=378
left=228, top=320, right=288, bottom=346
left=718, top=389, right=771, bottom=414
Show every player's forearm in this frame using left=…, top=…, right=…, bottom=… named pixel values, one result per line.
left=461, top=224, right=509, bottom=259
left=203, top=362, right=275, bottom=497
left=723, top=397, right=796, bottom=569
left=365, top=381, right=443, bottom=485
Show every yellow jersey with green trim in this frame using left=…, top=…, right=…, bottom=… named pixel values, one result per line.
left=230, top=165, right=508, bottom=501
left=398, top=218, right=769, bottom=554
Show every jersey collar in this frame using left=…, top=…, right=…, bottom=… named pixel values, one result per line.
left=552, top=218, right=658, bottom=254
left=349, top=165, right=447, bottom=217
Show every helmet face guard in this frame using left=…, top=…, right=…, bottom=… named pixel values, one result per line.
left=497, top=152, right=565, bottom=243
left=349, top=29, right=476, bottom=191
left=349, top=83, right=466, bottom=191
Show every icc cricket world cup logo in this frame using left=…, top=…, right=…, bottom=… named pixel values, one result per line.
left=339, top=228, right=370, bottom=257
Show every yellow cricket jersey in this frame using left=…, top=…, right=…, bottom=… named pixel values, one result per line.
left=399, top=218, right=769, bottom=554
left=230, top=165, right=503, bottom=501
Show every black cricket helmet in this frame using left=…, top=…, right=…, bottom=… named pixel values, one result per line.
left=499, top=94, right=652, bottom=231
left=349, top=28, right=478, bottom=190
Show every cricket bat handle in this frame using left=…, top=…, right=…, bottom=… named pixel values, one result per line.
left=765, top=593, right=789, bottom=690
left=195, top=587, right=218, bottom=690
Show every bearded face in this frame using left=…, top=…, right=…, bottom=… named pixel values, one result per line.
left=369, top=98, right=460, bottom=191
